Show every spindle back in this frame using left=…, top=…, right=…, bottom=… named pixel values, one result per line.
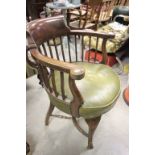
left=26, top=16, right=115, bottom=114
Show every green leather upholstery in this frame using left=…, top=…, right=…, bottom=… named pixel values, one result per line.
left=48, top=62, right=120, bottom=119
left=26, top=63, right=37, bottom=78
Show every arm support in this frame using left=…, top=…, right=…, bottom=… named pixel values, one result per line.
left=31, top=49, right=85, bottom=117
left=30, top=49, right=85, bottom=80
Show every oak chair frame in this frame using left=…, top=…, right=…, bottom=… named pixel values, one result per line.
left=26, top=16, right=116, bottom=149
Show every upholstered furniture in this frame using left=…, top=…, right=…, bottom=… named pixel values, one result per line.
left=26, top=16, right=120, bottom=149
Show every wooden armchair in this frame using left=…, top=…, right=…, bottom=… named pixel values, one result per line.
left=26, top=16, right=120, bottom=149
left=68, top=0, right=104, bottom=30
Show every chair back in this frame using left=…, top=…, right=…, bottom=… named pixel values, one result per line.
left=27, top=16, right=114, bottom=63
left=85, top=0, right=103, bottom=22
left=68, top=0, right=104, bottom=30
left=99, top=0, right=114, bottom=22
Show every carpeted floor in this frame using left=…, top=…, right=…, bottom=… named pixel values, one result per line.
left=26, top=58, right=129, bottom=155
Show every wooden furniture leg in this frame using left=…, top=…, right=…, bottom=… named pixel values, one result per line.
left=85, top=116, right=101, bottom=149
left=45, top=102, right=55, bottom=126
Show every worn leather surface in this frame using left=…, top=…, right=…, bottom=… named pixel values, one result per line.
left=48, top=62, right=120, bottom=118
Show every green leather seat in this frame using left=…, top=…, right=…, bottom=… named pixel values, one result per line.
left=49, top=62, right=120, bottom=119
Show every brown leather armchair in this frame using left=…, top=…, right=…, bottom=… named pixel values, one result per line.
left=26, top=16, right=120, bottom=149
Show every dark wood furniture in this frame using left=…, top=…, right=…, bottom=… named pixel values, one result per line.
left=26, top=0, right=52, bottom=20
left=26, top=16, right=120, bottom=149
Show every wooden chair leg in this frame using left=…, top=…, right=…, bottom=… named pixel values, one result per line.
left=45, top=102, right=55, bottom=126
left=85, top=116, right=101, bottom=149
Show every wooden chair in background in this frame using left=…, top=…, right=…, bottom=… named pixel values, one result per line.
left=98, top=0, right=114, bottom=24
left=68, top=0, right=104, bottom=30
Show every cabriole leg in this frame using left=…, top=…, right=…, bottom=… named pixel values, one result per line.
left=85, top=116, right=101, bottom=149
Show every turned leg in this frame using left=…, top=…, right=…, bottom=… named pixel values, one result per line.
left=85, top=116, right=101, bottom=149
left=45, top=102, right=55, bottom=126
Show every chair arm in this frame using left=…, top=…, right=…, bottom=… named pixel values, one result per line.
left=30, top=49, right=85, bottom=80
left=31, top=49, right=85, bottom=117
left=70, top=29, right=115, bottom=39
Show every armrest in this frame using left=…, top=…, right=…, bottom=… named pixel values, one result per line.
left=30, top=49, right=85, bottom=80
left=70, top=29, right=115, bottom=39
left=31, top=49, right=85, bottom=117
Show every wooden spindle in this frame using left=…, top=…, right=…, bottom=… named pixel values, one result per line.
left=47, top=41, right=53, bottom=58
left=50, top=69, right=58, bottom=97
left=67, top=35, right=71, bottom=62
left=74, top=35, right=78, bottom=62
left=60, top=71, right=66, bottom=100
left=94, top=37, right=99, bottom=62
left=42, top=43, right=48, bottom=56
left=60, top=36, right=66, bottom=62
left=38, top=46, right=43, bottom=55
left=81, top=35, right=84, bottom=61
left=101, top=39, right=107, bottom=64
left=88, top=35, right=91, bottom=62
left=53, top=38, right=59, bottom=60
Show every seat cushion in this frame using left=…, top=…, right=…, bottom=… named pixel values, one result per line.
left=48, top=62, right=120, bottom=118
